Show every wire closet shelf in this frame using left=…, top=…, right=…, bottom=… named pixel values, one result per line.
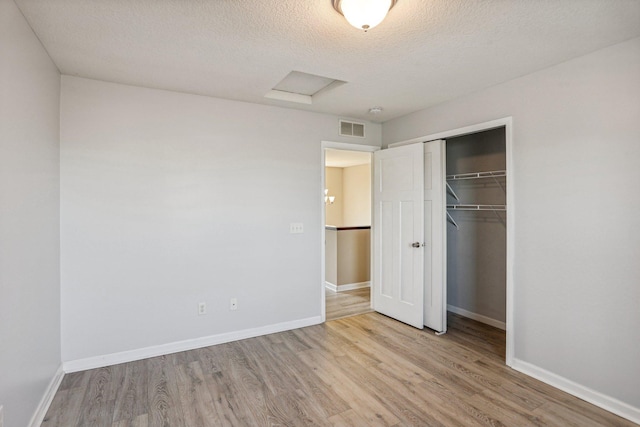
left=446, top=169, right=507, bottom=229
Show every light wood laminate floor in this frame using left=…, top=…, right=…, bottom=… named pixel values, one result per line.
left=42, top=312, right=635, bottom=426
left=325, top=287, right=372, bottom=321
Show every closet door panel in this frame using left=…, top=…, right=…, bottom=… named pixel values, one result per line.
left=424, top=140, right=447, bottom=332
left=380, top=201, right=394, bottom=297
left=373, top=143, right=425, bottom=329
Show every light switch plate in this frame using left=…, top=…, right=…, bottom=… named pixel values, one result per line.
left=289, top=223, right=304, bottom=234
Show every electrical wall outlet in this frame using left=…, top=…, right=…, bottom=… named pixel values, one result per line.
left=230, top=298, right=238, bottom=311
left=198, top=302, right=206, bottom=315
left=289, top=223, right=304, bottom=234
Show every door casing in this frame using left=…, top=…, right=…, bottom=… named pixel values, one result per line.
left=320, top=141, right=380, bottom=323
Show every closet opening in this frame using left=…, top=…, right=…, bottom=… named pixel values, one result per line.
left=382, top=118, right=513, bottom=364
left=445, top=127, right=507, bottom=362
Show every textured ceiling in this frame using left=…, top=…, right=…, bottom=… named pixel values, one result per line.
left=14, top=0, right=640, bottom=122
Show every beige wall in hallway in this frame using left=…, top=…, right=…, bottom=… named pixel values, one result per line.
left=325, top=229, right=338, bottom=285
left=336, top=229, right=370, bottom=285
left=325, top=163, right=371, bottom=227
left=343, top=163, right=371, bottom=226
left=325, top=167, right=343, bottom=226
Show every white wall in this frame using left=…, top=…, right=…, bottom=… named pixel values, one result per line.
left=0, top=0, right=61, bottom=425
left=60, top=76, right=381, bottom=362
left=383, top=37, right=640, bottom=411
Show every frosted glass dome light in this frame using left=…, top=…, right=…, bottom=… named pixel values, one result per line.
left=333, top=0, right=397, bottom=32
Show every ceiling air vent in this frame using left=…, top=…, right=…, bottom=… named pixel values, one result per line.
left=339, top=120, right=365, bottom=138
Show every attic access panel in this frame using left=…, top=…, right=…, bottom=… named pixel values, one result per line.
left=265, top=71, right=345, bottom=104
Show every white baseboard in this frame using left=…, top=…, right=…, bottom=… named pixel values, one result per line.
left=447, top=304, right=506, bottom=330
left=337, top=281, right=371, bottom=292
left=325, top=281, right=370, bottom=292
left=512, top=359, right=640, bottom=425
left=28, top=365, right=64, bottom=427
left=63, top=316, right=322, bottom=373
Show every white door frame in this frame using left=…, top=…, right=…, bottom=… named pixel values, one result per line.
left=389, top=117, right=514, bottom=367
left=320, top=141, right=380, bottom=323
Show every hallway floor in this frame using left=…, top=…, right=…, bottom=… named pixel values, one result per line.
left=325, top=287, right=372, bottom=321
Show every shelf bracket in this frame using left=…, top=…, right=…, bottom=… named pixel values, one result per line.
left=446, top=211, right=459, bottom=230
left=446, top=182, right=460, bottom=202
left=491, top=173, right=506, bottom=194
left=490, top=206, right=507, bottom=227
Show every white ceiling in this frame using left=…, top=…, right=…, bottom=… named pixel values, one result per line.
left=15, top=0, right=640, bottom=123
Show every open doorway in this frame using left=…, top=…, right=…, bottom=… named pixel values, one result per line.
left=321, top=142, right=379, bottom=322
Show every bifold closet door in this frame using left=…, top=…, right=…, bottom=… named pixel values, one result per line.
left=423, top=140, right=447, bottom=333
left=372, top=143, right=424, bottom=329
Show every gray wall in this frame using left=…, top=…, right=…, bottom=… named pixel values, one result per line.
left=60, top=76, right=381, bottom=362
left=446, top=128, right=506, bottom=323
left=383, top=37, right=640, bottom=409
left=0, top=0, right=61, bottom=425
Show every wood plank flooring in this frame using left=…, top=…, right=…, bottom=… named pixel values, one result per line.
left=42, top=312, right=635, bottom=426
left=325, top=287, right=372, bottom=321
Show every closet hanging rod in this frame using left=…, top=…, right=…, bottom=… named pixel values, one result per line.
left=446, top=170, right=506, bottom=181
left=447, top=204, right=506, bottom=211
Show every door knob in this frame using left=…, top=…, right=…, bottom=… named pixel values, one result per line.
left=411, top=242, right=424, bottom=248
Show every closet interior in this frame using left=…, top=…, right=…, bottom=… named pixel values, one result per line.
left=445, top=127, right=507, bottom=336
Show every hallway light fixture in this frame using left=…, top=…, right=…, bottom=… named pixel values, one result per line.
left=325, top=189, right=335, bottom=205
left=332, top=0, right=397, bottom=32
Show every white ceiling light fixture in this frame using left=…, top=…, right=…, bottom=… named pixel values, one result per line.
left=333, top=0, right=397, bottom=32
left=324, top=189, right=336, bottom=205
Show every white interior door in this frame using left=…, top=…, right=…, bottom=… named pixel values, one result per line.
left=423, top=140, right=447, bottom=332
left=372, top=143, right=424, bottom=329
